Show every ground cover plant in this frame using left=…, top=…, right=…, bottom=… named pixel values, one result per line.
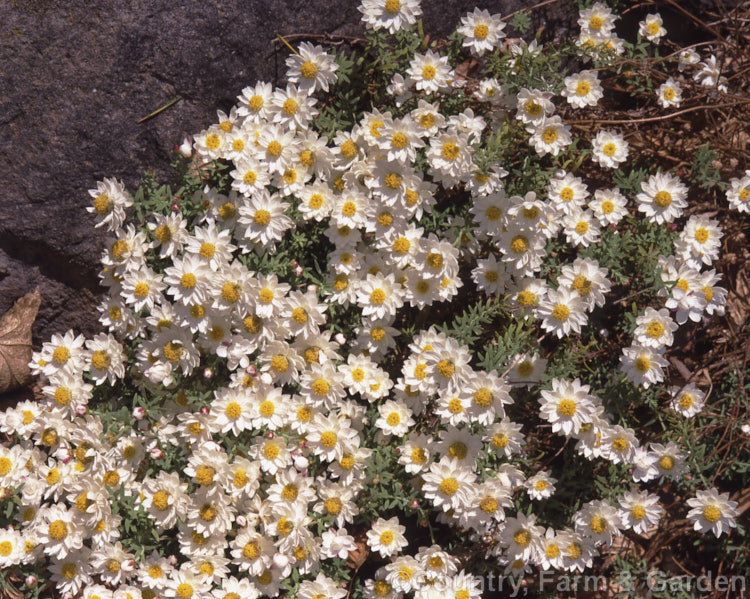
left=1, top=0, right=749, bottom=598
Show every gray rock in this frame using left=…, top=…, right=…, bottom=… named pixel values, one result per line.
left=0, top=0, right=576, bottom=344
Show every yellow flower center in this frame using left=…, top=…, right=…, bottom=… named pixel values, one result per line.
left=270, top=355, right=289, bottom=372
left=448, top=398, right=463, bottom=414
left=654, top=191, right=672, bottom=207
left=103, top=470, right=120, bottom=487
left=517, top=290, right=536, bottom=306
left=162, top=341, right=183, bottom=363
left=249, top=95, right=264, bottom=111
left=703, top=505, right=721, bottom=523
left=485, top=206, right=501, bottom=221
left=61, top=562, right=77, bottom=578
left=473, top=388, right=492, bottom=408
left=439, top=478, right=459, bottom=495
left=546, top=544, right=560, bottom=558
left=514, top=529, right=531, bottom=546
left=341, top=140, right=358, bottom=160
left=94, top=194, right=113, bottom=215
left=525, top=101, right=542, bottom=116
left=386, top=412, right=401, bottom=427
left=195, top=465, right=216, bottom=486
left=552, top=304, right=570, bottom=321
left=601, top=200, right=615, bottom=214
left=324, top=497, right=343, bottom=515
left=602, top=143, right=616, bottom=156
left=176, top=583, right=194, bottom=598
left=575, top=220, right=589, bottom=235
left=658, top=455, right=674, bottom=470
left=243, top=170, right=258, bottom=185
left=277, top=517, right=294, bottom=536
left=391, top=132, right=407, bottom=149
left=542, top=128, right=558, bottom=144
left=560, top=187, right=574, bottom=202
left=646, top=21, right=660, bottom=35
left=384, top=0, right=400, bottom=14
left=589, top=516, right=607, bottom=534
left=282, top=98, right=298, bottom=115
left=205, top=135, right=220, bottom=150
left=474, top=23, right=489, bottom=39
left=492, top=434, right=508, bottom=449
left=631, top=506, right=646, bottom=520
left=479, top=497, right=499, bottom=514
left=535, top=480, right=548, bottom=491
left=221, top=282, right=242, bottom=303
left=635, top=357, right=650, bottom=372
left=258, top=571, right=272, bottom=585
left=385, top=172, right=402, bottom=189
left=152, top=490, right=170, bottom=510
left=225, top=401, right=242, bottom=419
left=281, top=484, right=298, bottom=501
left=339, top=453, right=355, bottom=470
left=52, top=346, right=70, bottom=365
left=233, top=469, right=248, bottom=487
left=253, top=209, right=271, bottom=226
left=678, top=394, right=693, bottom=410
left=379, top=531, right=394, bottom=545
left=557, top=399, right=577, bottom=417
left=589, top=15, right=603, bottom=29
left=612, top=438, right=628, bottom=452
left=264, top=444, right=280, bottom=460
left=48, top=520, right=68, bottom=541
left=411, top=447, right=427, bottom=463
left=576, top=80, right=591, bottom=96
left=436, top=359, right=454, bottom=378
left=448, top=441, right=467, bottom=460
left=54, top=386, right=72, bottom=406
left=320, top=431, right=338, bottom=448
left=199, top=242, right=215, bottom=259
left=510, top=235, right=529, bottom=254
left=422, top=65, right=436, bottom=80
left=694, top=227, right=709, bottom=243
left=370, top=288, right=386, bottom=305
left=441, top=142, right=459, bottom=161
left=267, top=141, right=282, bottom=157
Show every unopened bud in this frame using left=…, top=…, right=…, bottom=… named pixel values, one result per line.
left=168, top=554, right=178, bottom=565
left=246, top=365, right=257, bottom=377
left=121, top=560, right=135, bottom=572
left=24, top=576, right=37, bottom=588
left=75, top=404, right=88, bottom=416
left=334, top=333, right=346, bottom=345
left=236, top=515, right=248, bottom=527
left=150, top=448, right=164, bottom=460
left=409, top=499, right=420, bottom=509
left=203, top=368, right=214, bottom=379
left=171, top=203, right=180, bottom=213
left=307, top=284, right=319, bottom=294
left=179, top=136, right=193, bottom=159
left=265, top=431, right=275, bottom=439
left=293, top=455, right=309, bottom=470
left=294, top=265, right=304, bottom=277
left=200, top=405, right=211, bottom=416
left=132, top=407, right=146, bottom=420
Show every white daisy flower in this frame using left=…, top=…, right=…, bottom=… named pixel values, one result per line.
left=618, top=489, right=664, bottom=535
left=529, top=116, right=572, bottom=157
left=285, top=42, right=339, bottom=93
left=657, top=77, right=682, bottom=107
left=591, top=129, right=629, bottom=169
left=359, top=0, right=422, bottom=34
left=669, top=383, right=706, bottom=417
left=589, top=187, right=628, bottom=226
left=686, top=488, right=738, bottom=537
left=620, top=344, right=669, bottom=388
left=457, top=8, right=507, bottom=56
left=562, top=70, right=603, bottom=108
left=633, top=307, right=678, bottom=348
left=537, top=287, right=588, bottom=338
left=639, top=13, right=666, bottom=43
left=636, top=172, right=689, bottom=224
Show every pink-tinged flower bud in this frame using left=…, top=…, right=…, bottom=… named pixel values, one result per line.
left=293, top=455, right=309, bottom=470
left=410, top=499, right=420, bottom=509
left=179, top=136, right=193, bottom=159
left=294, top=265, right=304, bottom=277
left=291, top=260, right=299, bottom=267
left=61, top=592, right=73, bottom=599
left=58, top=447, right=72, bottom=463
left=75, top=404, right=88, bottom=416
left=24, top=576, right=38, bottom=588
left=200, top=405, right=211, bottom=416
left=121, top=560, right=135, bottom=572
left=203, top=368, right=214, bottom=379
left=334, top=333, right=346, bottom=345
left=150, top=448, right=164, bottom=460
left=132, top=407, right=146, bottom=420
left=246, top=365, right=257, bottom=377
left=668, top=223, right=678, bottom=232
left=236, top=515, right=248, bottom=528
left=171, top=203, right=180, bottom=213
left=265, top=431, right=275, bottom=439
left=168, top=554, right=178, bottom=565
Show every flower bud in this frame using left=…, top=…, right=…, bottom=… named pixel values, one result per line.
left=132, top=407, right=146, bottom=420
left=203, top=368, right=214, bottom=379
left=168, top=554, right=178, bottom=565
left=171, top=203, right=180, bottom=213
left=294, top=265, right=304, bottom=277
left=265, top=431, right=275, bottom=439
left=334, top=333, right=346, bottom=345
left=293, top=455, right=309, bottom=470
left=75, top=404, right=88, bottom=416
left=179, top=136, right=193, bottom=158
left=409, top=499, right=420, bottom=509
left=200, top=405, right=211, bottom=416
left=121, top=560, right=135, bottom=572
left=307, top=284, right=319, bottom=294
left=24, top=576, right=37, bottom=588
left=236, top=514, right=248, bottom=528
left=246, top=365, right=257, bottom=377
left=150, top=448, right=164, bottom=460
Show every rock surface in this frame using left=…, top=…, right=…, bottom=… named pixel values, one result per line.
left=0, top=0, right=577, bottom=344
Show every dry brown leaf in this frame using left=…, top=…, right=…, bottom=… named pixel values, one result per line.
left=0, top=287, right=42, bottom=394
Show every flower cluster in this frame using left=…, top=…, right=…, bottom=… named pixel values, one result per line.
left=0, top=2, right=744, bottom=598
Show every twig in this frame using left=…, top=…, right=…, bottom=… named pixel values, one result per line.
left=567, top=99, right=750, bottom=125
left=137, top=96, right=182, bottom=124
left=501, top=0, right=562, bottom=22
